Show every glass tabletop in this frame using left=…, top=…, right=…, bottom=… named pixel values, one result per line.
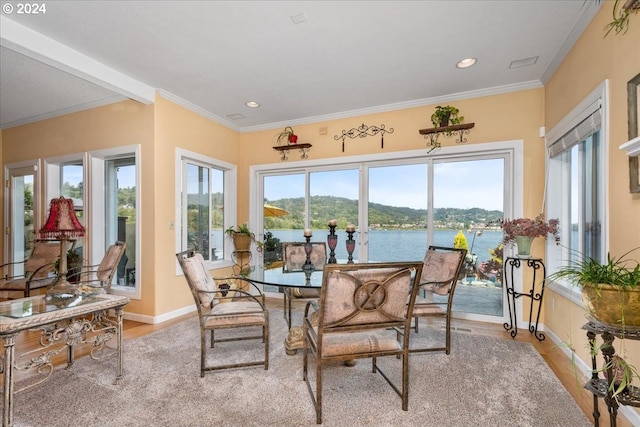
left=0, top=294, right=104, bottom=319
left=263, top=267, right=324, bottom=288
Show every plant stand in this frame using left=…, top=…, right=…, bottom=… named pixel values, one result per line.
left=582, top=320, right=640, bottom=427
left=503, top=257, right=546, bottom=341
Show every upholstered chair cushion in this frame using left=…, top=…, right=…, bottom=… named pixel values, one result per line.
left=206, top=301, right=266, bottom=327
left=319, top=329, right=401, bottom=357
left=96, top=243, right=125, bottom=283
left=24, top=242, right=59, bottom=278
left=323, top=267, right=411, bottom=326
left=420, top=250, right=463, bottom=295
left=182, top=253, right=218, bottom=308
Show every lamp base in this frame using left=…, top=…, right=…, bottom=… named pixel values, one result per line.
left=46, top=279, right=79, bottom=300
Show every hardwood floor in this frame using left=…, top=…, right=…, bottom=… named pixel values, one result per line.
left=6, top=297, right=634, bottom=426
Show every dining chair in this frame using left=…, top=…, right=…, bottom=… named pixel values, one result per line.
left=410, top=245, right=467, bottom=355
left=0, top=240, right=60, bottom=298
left=282, top=241, right=327, bottom=329
left=302, top=261, right=423, bottom=424
left=176, top=250, right=269, bottom=376
left=69, top=241, right=127, bottom=293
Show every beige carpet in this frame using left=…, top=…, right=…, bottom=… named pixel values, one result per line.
left=12, top=309, right=591, bottom=426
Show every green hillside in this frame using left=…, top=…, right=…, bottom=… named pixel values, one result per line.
left=263, top=196, right=502, bottom=230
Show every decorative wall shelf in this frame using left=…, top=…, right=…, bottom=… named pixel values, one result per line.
left=272, top=143, right=312, bottom=161
left=419, top=123, right=475, bottom=153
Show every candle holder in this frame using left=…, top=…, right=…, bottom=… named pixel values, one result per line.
left=327, top=224, right=338, bottom=264
left=303, top=235, right=314, bottom=284
left=345, top=229, right=355, bottom=264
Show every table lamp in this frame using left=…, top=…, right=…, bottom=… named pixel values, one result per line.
left=39, top=196, right=86, bottom=299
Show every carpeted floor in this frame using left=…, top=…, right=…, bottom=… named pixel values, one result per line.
left=11, top=309, right=591, bottom=426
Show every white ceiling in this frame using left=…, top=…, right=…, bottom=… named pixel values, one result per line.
left=0, top=1, right=601, bottom=132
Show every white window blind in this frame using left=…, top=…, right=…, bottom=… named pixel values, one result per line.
left=548, top=99, right=602, bottom=157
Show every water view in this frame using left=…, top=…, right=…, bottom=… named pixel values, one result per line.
left=265, top=228, right=502, bottom=265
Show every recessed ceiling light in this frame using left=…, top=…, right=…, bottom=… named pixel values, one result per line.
left=245, top=101, right=260, bottom=108
left=456, top=57, right=477, bottom=69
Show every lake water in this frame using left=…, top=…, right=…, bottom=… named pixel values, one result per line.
left=267, top=228, right=503, bottom=264
left=263, top=228, right=505, bottom=318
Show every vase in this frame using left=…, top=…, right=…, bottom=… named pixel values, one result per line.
left=515, top=236, right=534, bottom=258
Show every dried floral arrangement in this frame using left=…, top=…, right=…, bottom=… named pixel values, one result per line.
left=499, top=213, right=560, bottom=245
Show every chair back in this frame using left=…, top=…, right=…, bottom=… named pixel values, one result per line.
left=176, top=250, right=219, bottom=313
left=97, top=241, right=127, bottom=285
left=24, top=240, right=60, bottom=278
left=282, top=242, right=327, bottom=273
left=420, top=246, right=467, bottom=295
left=318, top=262, right=423, bottom=332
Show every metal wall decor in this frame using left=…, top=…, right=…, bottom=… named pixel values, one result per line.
left=334, top=123, right=394, bottom=152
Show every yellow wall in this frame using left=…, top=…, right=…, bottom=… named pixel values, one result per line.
left=153, top=94, right=240, bottom=316
left=543, top=1, right=640, bottom=412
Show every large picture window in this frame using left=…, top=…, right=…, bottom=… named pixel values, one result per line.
left=546, top=82, right=608, bottom=292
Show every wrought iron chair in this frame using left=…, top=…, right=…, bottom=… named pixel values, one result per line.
left=410, top=245, right=466, bottom=355
left=0, top=240, right=60, bottom=298
left=282, top=241, right=327, bottom=329
left=69, top=241, right=127, bottom=293
left=176, top=250, right=269, bottom=376
left=302, top=262, right=423, bottom=424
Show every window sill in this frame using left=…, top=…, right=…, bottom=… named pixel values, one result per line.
left=546, top=279, right=584, bottom=308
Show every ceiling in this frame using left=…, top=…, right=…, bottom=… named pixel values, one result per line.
left=0, top=1, right=601, bottom=132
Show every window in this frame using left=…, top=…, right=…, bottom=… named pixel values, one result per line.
left=546, top=82, right=608, bottom=294
left=176, top=148, right=236, bottom=268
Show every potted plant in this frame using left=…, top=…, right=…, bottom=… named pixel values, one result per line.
left=602, top=0, right=639, bottom=36
left=431, top=105, right=464, bottom=129
left=548, top=248, right=640, bottom=327
left=498, top=214, right=560, bottom=257
left=225, top=223, right=262, bottom=252
left=275, top=126, right=298, bottom=145
left=549, top=248, right=640, bottom=398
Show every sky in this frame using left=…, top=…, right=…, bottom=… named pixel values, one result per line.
left=265, top=159, right=504, bottom=211
left=65, top=159, right=504, bottom=211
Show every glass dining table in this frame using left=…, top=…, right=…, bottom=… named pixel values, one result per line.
left=262, top=266, right=323, bottom=355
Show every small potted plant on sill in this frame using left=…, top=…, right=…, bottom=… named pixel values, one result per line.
left=431, top=105, right=464, bottom=129
left=498, top=213, right=560, bottom=258
left=275, top=126, right=298, bottom=145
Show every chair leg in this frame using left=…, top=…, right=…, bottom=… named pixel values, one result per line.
left=200, top=329, right=207, bottom=378
left=402, top=352, right=409, bottom=411
left=316, top=363, right=322, bottom=424
left=413, top=316, right=419, bottom=333
left=445, top=313, right=451, bottom=355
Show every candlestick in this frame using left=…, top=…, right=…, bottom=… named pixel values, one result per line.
left=303, top=235, right=314, bottom=284
left=304, top=228, right=313, bottom=237
left=327, top=223, right=338, bottom=264
left=346, top=224, right=356, bottom=232
left=346, top=229, right=356, bottom=264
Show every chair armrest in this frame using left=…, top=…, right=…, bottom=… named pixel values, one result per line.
left=26, top=262, right=57, bottom=280
left=0, top=260, right=27, bottom=279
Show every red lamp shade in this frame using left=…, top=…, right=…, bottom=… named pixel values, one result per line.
left=39, top=196, right=85, bottom=240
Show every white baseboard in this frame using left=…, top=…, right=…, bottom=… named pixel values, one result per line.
left=123, top=304, right=196, bottom=324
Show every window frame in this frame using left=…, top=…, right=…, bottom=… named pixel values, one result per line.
left=175, top=148, right=237, bottom=273
left=545, top=81, right=609, bottom=304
